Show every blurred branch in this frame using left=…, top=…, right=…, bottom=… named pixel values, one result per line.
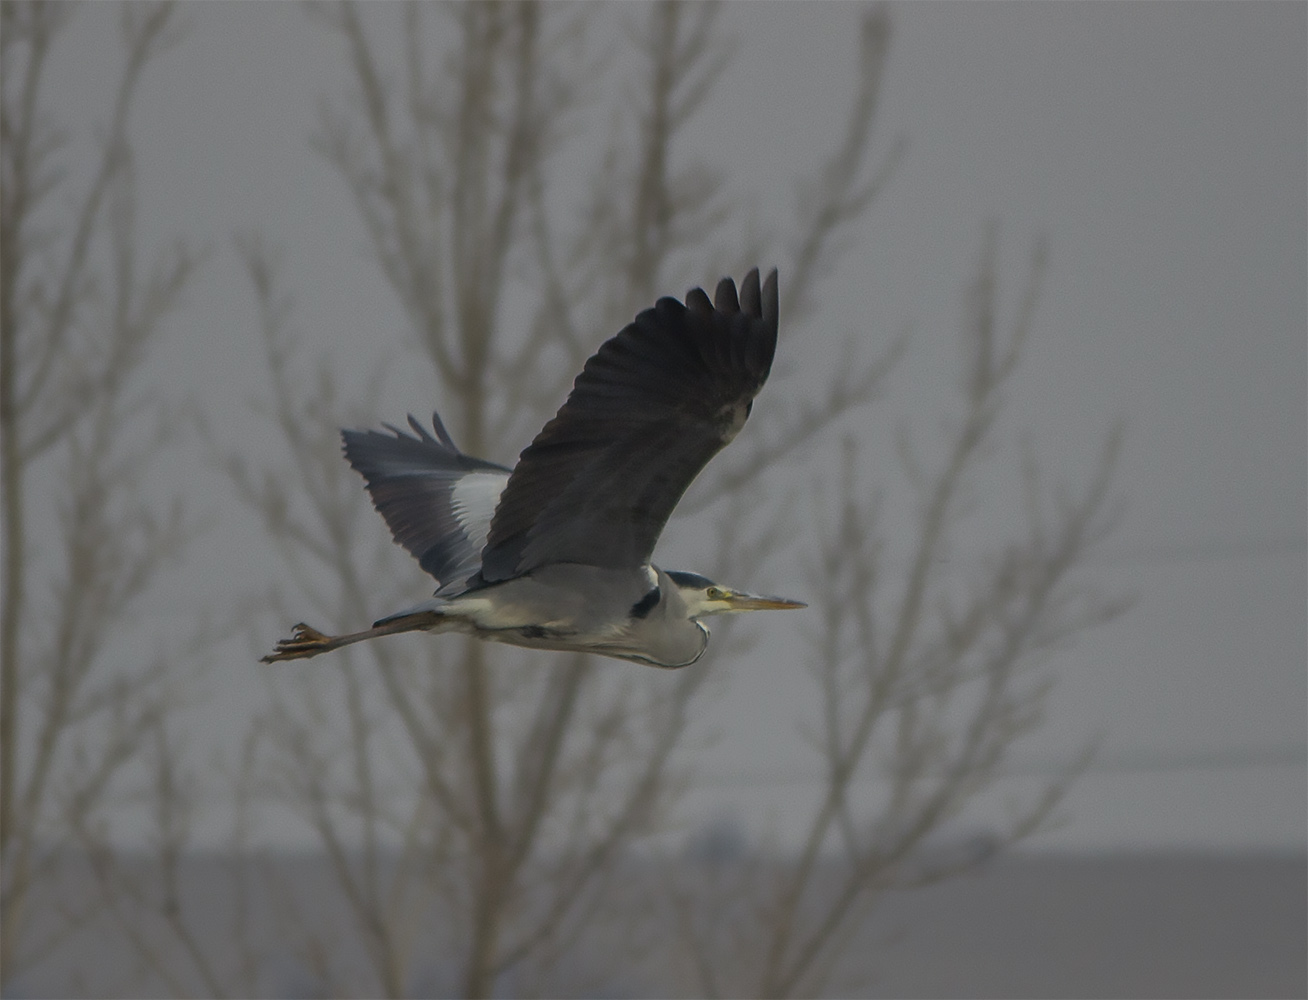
left=784, top=5, right=903, bottom=325
left=756, top=235, right=1121, bottom=998
left=0, top=2, right=200, bottom=988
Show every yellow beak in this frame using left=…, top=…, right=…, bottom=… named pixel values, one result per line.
left=724, top=592, right=808, bottom=611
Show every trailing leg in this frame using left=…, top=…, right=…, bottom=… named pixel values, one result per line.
left=261, top=611, right=445, bottom=662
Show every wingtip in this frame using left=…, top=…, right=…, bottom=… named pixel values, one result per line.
left=739, top=267, right=761, bottom=318
left=762, top=267, right=779, bottom=334
left=689, top=268, right=776, bottom=325
left=686, top=286, right=713, bottom=313
left=407, top=413, right=436, bottom=443
left=429, top=410, right=458, bottom=451
left=714, top=275, right=740, bottom=313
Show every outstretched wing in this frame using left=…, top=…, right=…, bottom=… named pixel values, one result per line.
left=479, top=267, right=779, bottom=583
left=342, top=413, right=511, bottom=595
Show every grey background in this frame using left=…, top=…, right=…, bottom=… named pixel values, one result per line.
left=37, top=1, right=1306, bottom=851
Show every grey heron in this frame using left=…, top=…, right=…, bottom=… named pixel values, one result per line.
left=262, top=267, right=804, bottom=669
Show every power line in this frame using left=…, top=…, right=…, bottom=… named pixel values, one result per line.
left=697, top=743, right=1308, bottom=790
left=1085, top=533, right=1306, bottom=568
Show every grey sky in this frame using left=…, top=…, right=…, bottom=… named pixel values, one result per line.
left=40, top=1, right=1306, bottom=850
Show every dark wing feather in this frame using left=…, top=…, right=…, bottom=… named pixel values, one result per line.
left=343, top=413, right=511, bottom=594
left=479, top=267, right=779, bottom=582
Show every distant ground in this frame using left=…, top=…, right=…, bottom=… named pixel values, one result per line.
left=8, top=851, right=1305, bottom=998
left=856, top=852, right=1306, bottom=999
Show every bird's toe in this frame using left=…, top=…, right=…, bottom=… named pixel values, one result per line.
left=260, top=623, right=332, bottom=663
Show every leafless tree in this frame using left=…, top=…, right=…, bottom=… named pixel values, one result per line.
left=664, top=228, right=1126, bottom=998
left=0, top=1, right=199, bottom=989
left=215, top=3, right=900, bottom=997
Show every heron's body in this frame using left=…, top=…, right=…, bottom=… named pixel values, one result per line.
left=385, top=564, right=708, bottom=667
left=263, top=268, right=804, bottom=668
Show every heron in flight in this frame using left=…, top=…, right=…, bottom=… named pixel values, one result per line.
left=263, top=268, right=804, bottom=669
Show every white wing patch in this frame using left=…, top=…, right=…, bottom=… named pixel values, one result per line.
left=451, top=472, right=509, bottom=547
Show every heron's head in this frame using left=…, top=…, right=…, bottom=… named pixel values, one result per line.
left=666, top=570, right=807, bottom=620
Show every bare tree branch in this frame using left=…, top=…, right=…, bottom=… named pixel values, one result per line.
left=1, top=3, right=199, bottom=987
left=668, top=233, right=1124, bottom=999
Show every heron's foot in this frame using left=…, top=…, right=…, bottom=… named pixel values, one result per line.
left=261, top=623, right=335, bottom=663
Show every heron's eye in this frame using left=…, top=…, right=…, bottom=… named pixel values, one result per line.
left=706, top=587, right=726, bottom=601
